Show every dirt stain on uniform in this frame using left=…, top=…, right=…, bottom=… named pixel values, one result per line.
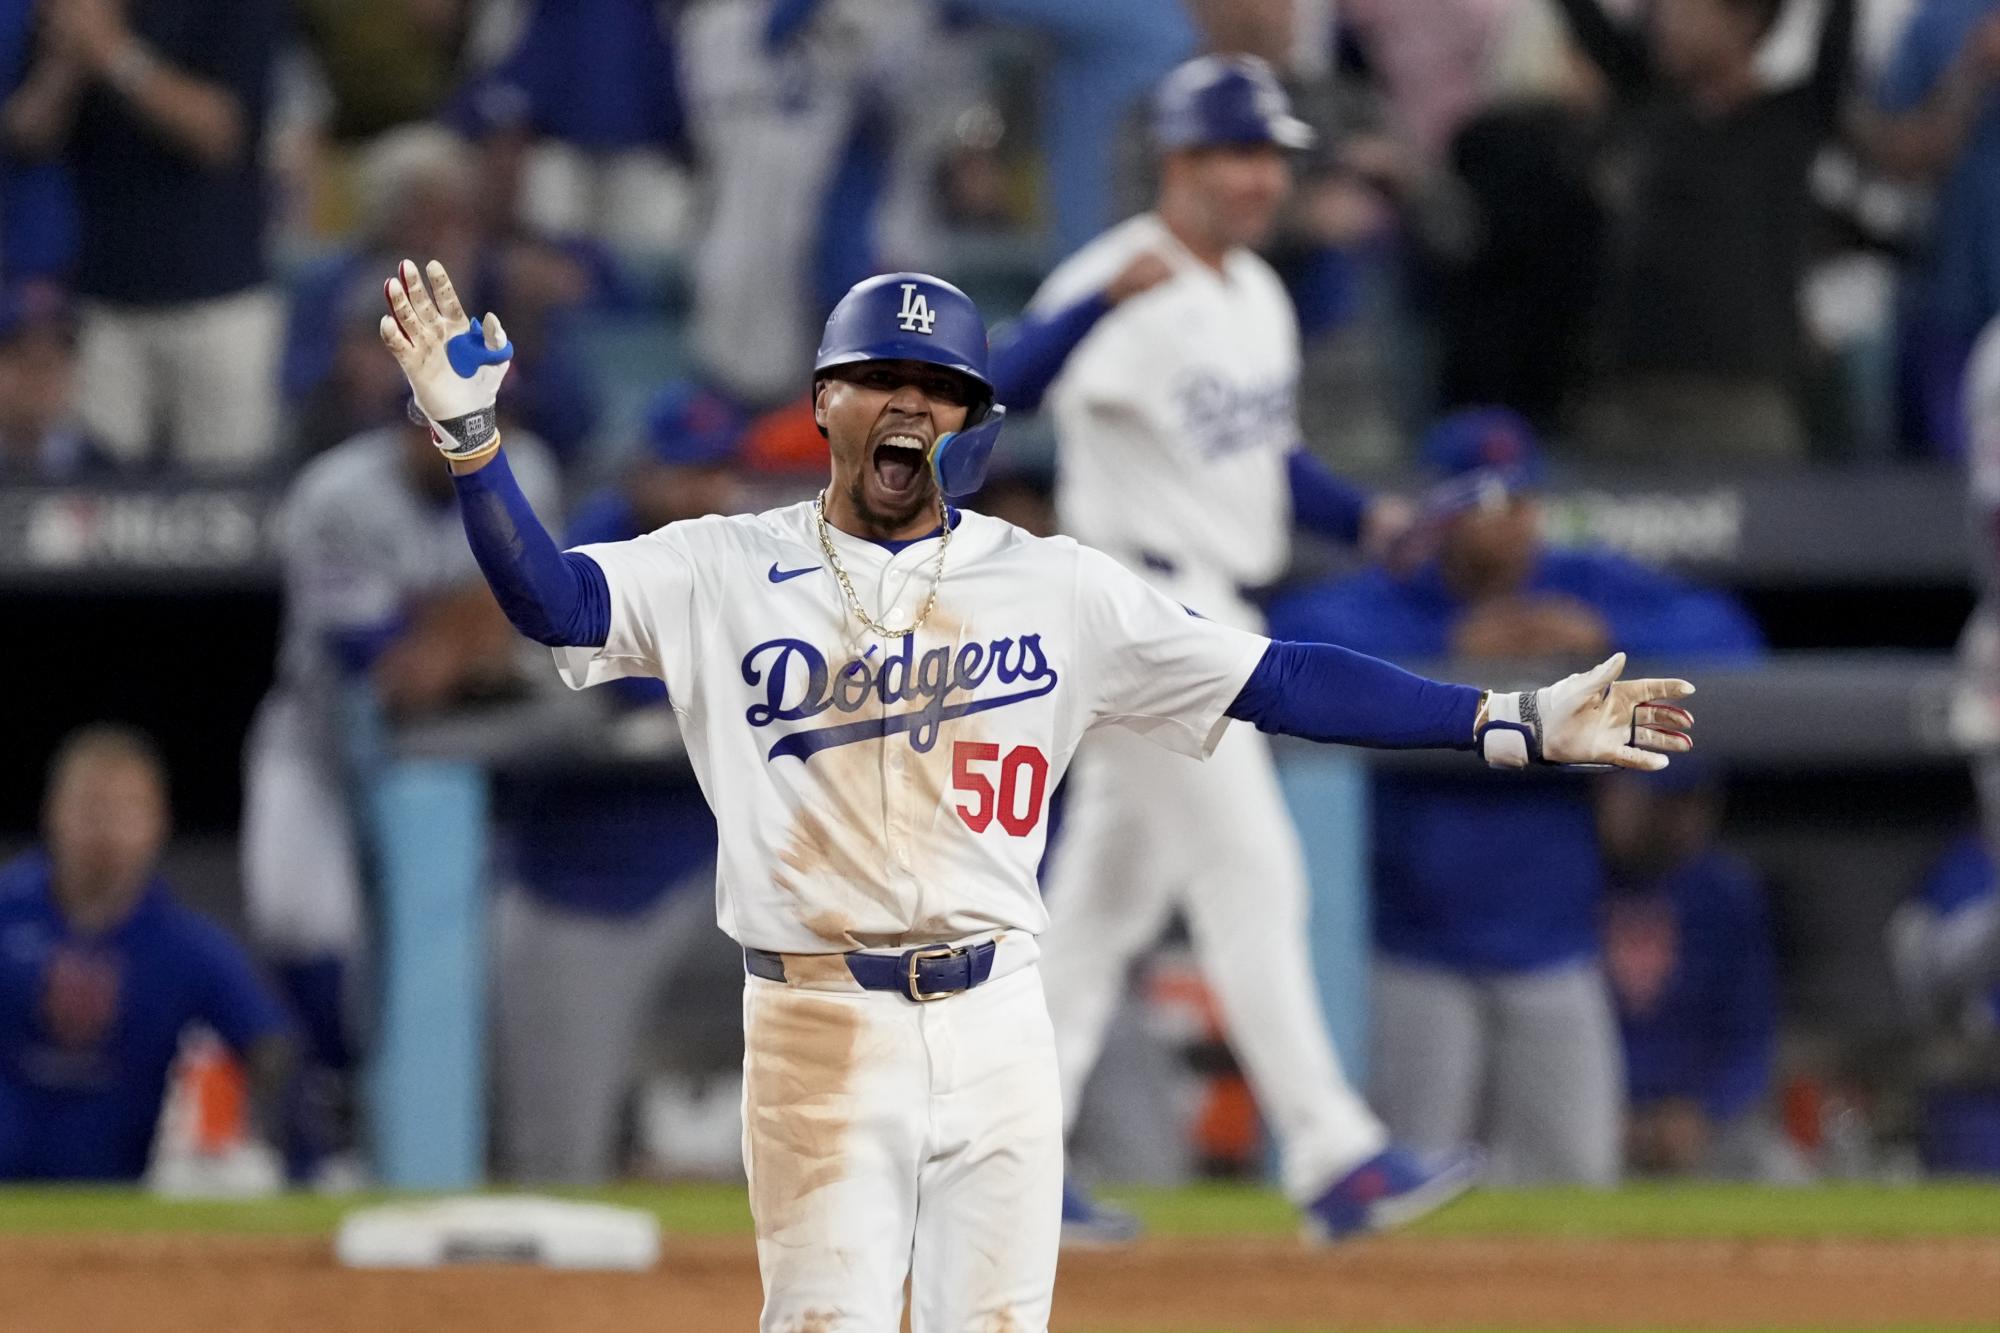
left=744, top=986, right=864, bottom=1251
left=772, top=610, right=983, bottom=949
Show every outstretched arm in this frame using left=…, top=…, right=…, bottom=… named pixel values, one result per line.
left=379, top=258, right=610, bottom=648
left=1227, top=642, right=1694, bottom=770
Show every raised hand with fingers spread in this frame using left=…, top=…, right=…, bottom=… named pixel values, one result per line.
left=379, top=258, right=514, bottom=464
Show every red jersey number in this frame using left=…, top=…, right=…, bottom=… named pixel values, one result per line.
left=952, top=741, right=1050, bottom=837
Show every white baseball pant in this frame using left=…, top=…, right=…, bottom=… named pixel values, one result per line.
left=1038, top=721, right=1388, bottom=1202
left=742, top=936, right=1061, bottom=1332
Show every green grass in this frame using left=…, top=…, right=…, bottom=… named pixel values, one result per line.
left=0, top=1181, right=753, bottom=1236
left=1, top=1181, right=1996, bottom=1240
left=1104, top=1181, right=2000, bottom=1240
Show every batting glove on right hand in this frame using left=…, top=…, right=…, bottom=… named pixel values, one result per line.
left=1477, top=652, right=1694, bottom=772
left=379, top=258, right=513, bottom=462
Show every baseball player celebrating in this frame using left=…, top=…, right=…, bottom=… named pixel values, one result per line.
left=380, top=255, right=1693, bottom=1331
left=1024, top=52, right=1470, bottom=1240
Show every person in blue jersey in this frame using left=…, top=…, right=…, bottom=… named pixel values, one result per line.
left=1, top=726, right=292, bottom=1183
left=1597, top=761, right=1797, bottom=1180
left=1265, top=407, right=1763, bottom=1184
left=491, top=379, right=744, bottom=1184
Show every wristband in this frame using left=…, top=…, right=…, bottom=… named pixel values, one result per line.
left=1475, top=689, right=1542, bottom=769
left=408, top=395, right=501, bottom=460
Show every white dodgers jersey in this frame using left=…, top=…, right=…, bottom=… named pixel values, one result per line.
left=1035, top=213, right=1302, bottom=613
left=557, top=502, right=1269, bottom=954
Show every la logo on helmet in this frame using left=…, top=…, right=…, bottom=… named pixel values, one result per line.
left=897, top=283, right=937, bottom=335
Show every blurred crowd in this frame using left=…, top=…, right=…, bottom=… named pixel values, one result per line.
left=12, top=0, right=2000, bottom=482
left=7, top=0, right=2000, bottom=1194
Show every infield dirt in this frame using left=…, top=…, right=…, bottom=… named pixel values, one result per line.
left=3, top=1232, right=1998, bottom=1331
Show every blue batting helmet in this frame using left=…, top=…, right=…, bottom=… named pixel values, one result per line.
left=1153, top=54, right=1316, bottom=152
left=813, top=272, right=1004, bottom=497
left=815, top=272, right=994, bottom=418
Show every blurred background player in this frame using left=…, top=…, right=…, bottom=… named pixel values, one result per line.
left=239, top=407, right=557, bottom=1182
left=0, top=725, right=291, bottom=1184
left=1024, top=53, right=1468, bottom=1242
left=1267, top=408, right=1763, bottom=1183
left=490, top=380, right=741, bottom=1184
left=1598, top=762, right=1801, bottom=1181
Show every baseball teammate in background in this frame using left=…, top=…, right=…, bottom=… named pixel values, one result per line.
left=1020, top=53, right=1463, bottom=1239
left=381, top=255, right=1694, bottom=1331
left=239, top=411, right=556, bottom=1180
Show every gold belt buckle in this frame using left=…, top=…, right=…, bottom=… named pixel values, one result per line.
left=904, top=945, right=961, bottom=1003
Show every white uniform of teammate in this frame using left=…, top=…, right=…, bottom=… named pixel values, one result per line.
left=1030, top=215, right=1392, bottom=1201
left=560, top=502, right=1270, bottom=1328
left=241, top=426, right=556, bottom=1003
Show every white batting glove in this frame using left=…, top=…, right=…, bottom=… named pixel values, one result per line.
left=378, top=258, right=513, bottom=462
left=1477, top=652, right=1695, bottom=772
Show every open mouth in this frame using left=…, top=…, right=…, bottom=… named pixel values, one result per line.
left=871, top=434, right=929, bottom=497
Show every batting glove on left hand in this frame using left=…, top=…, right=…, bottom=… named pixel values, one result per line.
left=1478, top=652, right=1694, bottom=771
left=379, top=258, right=514, bottom=462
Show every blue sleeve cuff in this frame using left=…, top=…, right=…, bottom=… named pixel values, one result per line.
left=450, top=448, right=611, bottom=648
left=988, top=292, right=1114, bottom=415
left=1287, top=448, right=1370, bottom=547
left=1227, top=639, right=1481, bottom=750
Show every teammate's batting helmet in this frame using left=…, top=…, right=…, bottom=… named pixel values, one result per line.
left=1152, top=54, right=1316, bottom=152
left=814, top=272, right=1005, bottom=498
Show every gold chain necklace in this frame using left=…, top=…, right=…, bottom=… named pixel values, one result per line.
left=812, top=489, right=951, bottom=639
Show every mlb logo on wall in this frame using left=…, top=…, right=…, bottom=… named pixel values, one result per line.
left=898, top=284, right=938, bottom=335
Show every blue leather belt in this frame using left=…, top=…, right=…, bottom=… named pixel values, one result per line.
left=744, top=940, right=1000, bottom=1002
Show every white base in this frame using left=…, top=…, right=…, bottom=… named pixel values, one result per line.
left=336, top=1196, right=661, bottom=1270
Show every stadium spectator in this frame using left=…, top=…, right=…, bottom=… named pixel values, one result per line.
left=0, top=725, right=292, bottom=1184
left=452, top=0, right=692, bottom=259
left=1264, top=407, right=1764, bottom=1184
left=1865, top=0, right=2000, bottom=456
left=492, top=381, right=743, bottom=1184
left=295, top=0, right=474, bottom=144
left=239, top=415, right=559, bottom=1182
left=1598, top=763, right=1799, bottom=1180
left=0, top=0, right=286, bottom=471
left=0, top=0, right=76, bottom=285
left=676, top=0, right=979, bottom=405
left=0, top=285, right=111, bottom=479
left=939, top=0, right=1197, bottom=257
left=1556, top=0, right=1857, bottom=463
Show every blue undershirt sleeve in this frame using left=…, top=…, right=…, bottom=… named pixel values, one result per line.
left=450, top=448, right=611, bottom=648
left=1286, top=448, right=1371, bottom=547
left=988, top=292, right=1114, bottom=415
left=1226, top=639, right=1481, bottom=750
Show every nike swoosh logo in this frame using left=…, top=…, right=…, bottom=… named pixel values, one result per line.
left=768, top=563, right=820, bottom=584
